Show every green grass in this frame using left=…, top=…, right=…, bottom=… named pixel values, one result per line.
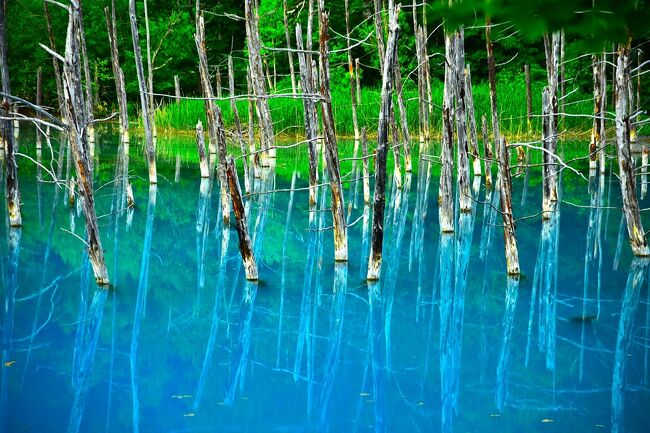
left=149, top=78, right=596, bottom=139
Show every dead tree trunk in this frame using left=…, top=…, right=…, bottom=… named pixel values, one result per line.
left=195, top=13, right=230, bottom=222
left=195, top=121, right=209, bottom=178
left=225, top=157, right=258, bottom=281
left=0, top=0, right=20, bottom=227
left=498, top=138, right=520, bottom=275
left=541, top=86, right=558, bottom=219
left=36, top=67, right=43, bottom=149
left=77, top=1, right=94, bottom=147
left=61, top=2, right=109, bottom=286
left=524, top=64, right=532, bottom=131
left=590, top=54, right=605, bottom=172
left=482, top=114, right=493, bottom=189
left=439, top=31, right=455, bottom=233
left=615, top=42, right=649, bottom=257
left=319, top=0, right=348, bottom=261
left=105, top=1, right=129, bottom=143
left=245, top=65, right=260, bottom=179
left=367, top=5, right=399, bottom=281
left=283, top=0, right=297, bottom=94
left=295, top=24, right=319, bottom=206
left=599, top=50, right=607, bottom=174
left=228, top=55, right=251, bottom=194
left=394, top=50, right=411, bottom=172
left=174, top=75, right=181, bottom=103
left=454, top=28, right=471, bottom=212
left=128, top=0, right=157, bottom=183
left=362, top=127, right=370, bottom=205
left=485, top=17, right=501, bottom=155
left=143, top=0, right=157, bottom=139
left=44, top=1, right=64, bottom=113
left=465, top=64, right=481, bottom=177
left=344, top=0, right=360, bottom=143
left=245, top=0, right=275, bottom=163
left=355, top=58, right=361, bottom=105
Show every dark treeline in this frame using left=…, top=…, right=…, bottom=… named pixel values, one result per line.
left=7, top=0, right=650, bottom=115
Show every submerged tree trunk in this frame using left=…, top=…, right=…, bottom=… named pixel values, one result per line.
left=1, top=0, right=21, bottom=227
left=319, top=0, right=348, bottom=261
left=367, top=5, right=399, bottom=281
left=105, top=1, right=129, bottom=143
left=439, top=31, right=455, bottom=233
left=615, top=42, right=649, bottom=257
left=295, top=24, right=319, bottom=206
left=225, top=157, right=258, bottom=281
left=128, top=0, right=156, bottom=183
left=245, top=0, right=275, bottom=162
left=498, top=138, right=520, bottom=275
left=61, top=2, right=109, bottom=286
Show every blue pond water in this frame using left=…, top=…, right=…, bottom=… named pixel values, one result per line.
left=1, top=131, right=649, bottom=433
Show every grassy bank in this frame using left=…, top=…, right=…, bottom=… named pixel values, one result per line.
left=149, top=78, right=597, bottom=138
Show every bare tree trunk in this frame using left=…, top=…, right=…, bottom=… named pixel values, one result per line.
left=77, top=0, right=94, bottom=147
left=454, top=28, right=471, bottom=212
left=344, top=0, right=360, bottom=143
left=295, top=23, right=319, bottom=206
left=61, top=2, right=109, bottom=286
left=105, top=1, right=129, bottom=143
left=615, top=42, right=649, bottom=257
left=283, top=0, right=297, bottom=94
left=1, top=0, right=20, bottom=227
left=498, top=138, right=520, bottom=275
left=43, top=1, right=64, bottom=113
left=367, top=5, right=399, bottom=281
left=485, top=17, right=501, bottom=150
left=482, top=114, right=493, bottom=189
left=394, top=50, right=411, bottom=172
left=174, top=75, right=180, bottom=103
left=590, top=54, right=604, bottom=172
left=228, top=55, right=251, bottom=194
left=599, top=49, right=607, bottom=174
left=143, top=0, right=156, bottom=138
left=319, top=0, right=348, bottom=261
left=36, top=67, right=43, bottom=149
left=225, top=157, right=258, bottom=281
left=439, top=31, right=455, bottom=233
left=245, top=0, right=275, bottom=162
left=195, top=121, right=209, bottom=178
left=541, top=86, right=558, bottom=219
left=525, top=63, right=532, bottom=132
left=215, top=66, right=222, bottom=99
left=355, top=58, right=361, bottom=105
left=362, top=127, right=370, bottom=204
left=128, top=0, right=157, bottom=183
left=465, top=64, right=481, bottom=177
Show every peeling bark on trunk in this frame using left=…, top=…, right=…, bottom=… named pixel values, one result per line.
left=615, top=42, right=649, bottom=257
left=498, top=138, right=520, bottom=275
left=367, top=5, right=399, bottom=281
left=362, top=127, right=370, bottom=205
left=228, top=55, right=251, bottom=194
left=225, top=157, right=258, bottom=281
left=465, top=64, right=481, bottom=177
left=128, top=0, right=156, bottom=183
left=245, top=0, right=275, bottom=163
left=1, top=0, right=21, bottom=227
left=482, top=114, right=493, bottom=189
left=319, top=1, right=348, bottom=261
left=61, top=2, right=109, bottom=286
left=195, top=121, right=209, bottom=178
left=105, top=1, right=129, bottom=143
left=295, top=24, right=319, bottom=207
left=454, top=29, right=471, bottom=212
left=439, top=31, right=455, bottom=233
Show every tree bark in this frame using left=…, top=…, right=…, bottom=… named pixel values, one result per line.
left=482, top=114, right=493, bottom=189
left=454, top=28, right=471, bottom=212
left=590, top=54, right=604, bottom=172
left=362, top=127, right=370, bottom=205
left=1, top=0, right=21, bottom=227
left=319, top=0, right=348, bottom=262
left=195, top=121, right=209, bottom=178
left=61, top=2, right=109, bottom=286
left=128, top=0, right=157, bottom=183
left=367, top=5, right=399, bottom=281
left=36, top=66, right=43, bottom=149
left=105, top=1, right=129, bottom=143
left=295, top=24, right=319, bottom=207
left=541, top=86, right=558, bottom=219
left=498, top=138, right=520, bottom=275
left=77, top=0, right=95, bottom=147
left=439, top=31, right=455, bottom=233
left=283, top=0, right=297, bottom=94
left=225, top=157, right=258, bottom=281
left=615, top=42, right=649, bottom=257
left=485, top=17, right=500, bottom=153
left=174, top=75, right=181, bottom=103
left=465, top=64, right=481, bottom=177
left=245, top=0, right=275, bottom=162
left=228, top=55, right=251, bottom=194
left=43, top=1, right=64, bottom=113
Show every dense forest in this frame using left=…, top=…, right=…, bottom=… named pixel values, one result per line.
left=6, top=0, right=649, bottom=118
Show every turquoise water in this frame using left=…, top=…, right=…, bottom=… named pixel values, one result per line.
left=1, top=129, right=649, bottom=433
